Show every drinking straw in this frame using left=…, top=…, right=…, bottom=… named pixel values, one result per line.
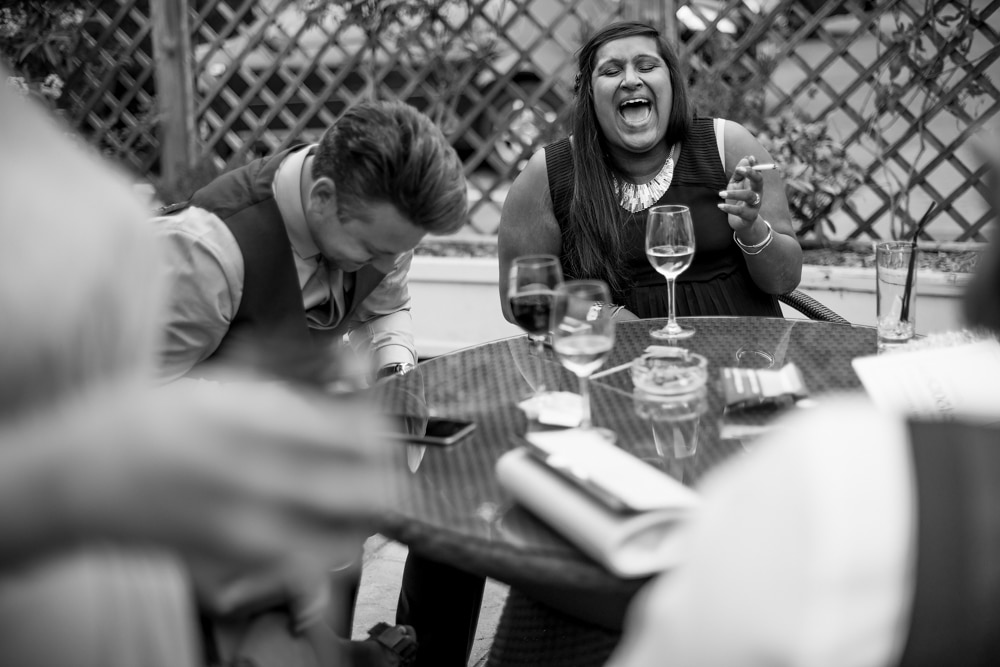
left=899, top=202, right=936, bottom=323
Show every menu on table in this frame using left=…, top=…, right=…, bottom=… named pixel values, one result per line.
left=851, top=338, right=1000, bottom=422
left=496, top=428, right=699, bottom=578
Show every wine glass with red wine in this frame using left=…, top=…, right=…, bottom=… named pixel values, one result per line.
left=508, top=255, right=564, bottom=393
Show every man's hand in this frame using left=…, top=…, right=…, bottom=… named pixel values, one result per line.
left=57, top=379, right=399, bottom=627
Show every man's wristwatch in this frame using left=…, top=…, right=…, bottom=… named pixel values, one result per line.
left=376, top=362, right=416, bottom=380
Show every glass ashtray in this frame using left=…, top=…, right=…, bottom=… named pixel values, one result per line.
left=630, top=348, right=709, bottom=395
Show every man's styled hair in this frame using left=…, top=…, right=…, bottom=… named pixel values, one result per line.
left=313, top=100, right=468, bottom=234
left=566, top=21, right=692, bottom=299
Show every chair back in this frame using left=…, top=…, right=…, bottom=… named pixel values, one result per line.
left=777, top=290, right=849, bottom=324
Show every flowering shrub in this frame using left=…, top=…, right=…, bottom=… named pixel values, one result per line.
left=0, top=1, right=86, bottom=109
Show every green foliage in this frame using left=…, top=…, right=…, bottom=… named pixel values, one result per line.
left=0, top=1, right=85, bottom=108
left=688, top=71, right=765, bottom=131
left=685, top=32, right=863, bottom=245
left=863, top=0, right=985, bottom=239
left=686, top=26, right=772, bottom=122
left=295, top=0, right=498, bottom=133
left=756, top=108, right=865, bottom=244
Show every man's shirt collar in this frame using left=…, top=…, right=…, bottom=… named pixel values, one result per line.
left=273, top=145, right=319, bottom=260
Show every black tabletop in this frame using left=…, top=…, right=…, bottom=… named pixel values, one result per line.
left=374, top=316, right=878, bottom=625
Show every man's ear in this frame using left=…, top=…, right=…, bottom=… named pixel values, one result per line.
left=308, top=176, right=337, bottom=213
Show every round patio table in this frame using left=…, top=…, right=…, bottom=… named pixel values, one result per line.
left=373, top=316, right=878, bottom=665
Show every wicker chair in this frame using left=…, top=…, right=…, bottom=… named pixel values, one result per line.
left=486, top=590, right=622, bottom=667
left=777, top=290, right=850, bottom=324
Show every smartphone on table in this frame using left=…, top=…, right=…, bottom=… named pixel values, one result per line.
left=383, top=415, right=477, bottom=447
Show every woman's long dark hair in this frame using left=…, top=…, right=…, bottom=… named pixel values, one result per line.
left=566, top=21, right=691, bottom=299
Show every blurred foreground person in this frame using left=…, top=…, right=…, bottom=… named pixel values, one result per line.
left=608, top=146, right=1000, bottom=666
left=0, top=66, right=401, bottom=666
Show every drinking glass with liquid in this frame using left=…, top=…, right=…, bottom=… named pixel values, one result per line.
left=509, top=255, right=563, bottom=395
left=551, top=279, right=615, bottom=437
left=875, top=241, right=917, bottom=347
left=645, top=205, right=696, bottom=339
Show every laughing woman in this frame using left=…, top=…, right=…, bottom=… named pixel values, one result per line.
left=498, top=21, right=803, bottom=323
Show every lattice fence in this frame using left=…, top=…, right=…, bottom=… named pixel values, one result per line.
left=60, top=1, right=160, bottom=174
left=738, top=0, right=1000, bottom=243
left=11, top=0, right=1000, bottom=243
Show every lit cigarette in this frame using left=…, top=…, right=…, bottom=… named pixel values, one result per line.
left=751, top=163, right=777, bottom=172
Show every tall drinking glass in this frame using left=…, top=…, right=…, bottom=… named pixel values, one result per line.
left=875, top=241, right=917, bottom=349
left=509, top=255, right=564, bottom=394
left=645, top=205, right=696, bottom=339
left=552, top=280, right=615, bottom=435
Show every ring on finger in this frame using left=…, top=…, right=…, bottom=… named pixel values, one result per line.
left=748, top=192, right=762, bottom=207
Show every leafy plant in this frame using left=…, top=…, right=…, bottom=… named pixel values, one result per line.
left=859, top=0, right=988, bottom=240
left=2, top=0, right=161, bottom=171
left=756, top=107, right=865, bottom=244
left=0, top=0, right=85, bottom=109
left=298, top=0, right=499, bottom=134
left=687, top=70, right=765, bottom=132
left=684, top=26, right=770, bottom=127
left=685, top=31, right=863, bottom=245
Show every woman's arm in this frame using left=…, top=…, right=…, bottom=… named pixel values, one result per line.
left=718, top=121, right=803, bottom=295
left=497, top=149, right=564, bottom=323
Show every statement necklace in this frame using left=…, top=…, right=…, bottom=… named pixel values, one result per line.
left=614, top=145, right=678, bottom=213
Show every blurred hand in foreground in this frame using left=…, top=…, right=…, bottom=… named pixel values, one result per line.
left=19, top=378, right=398, bottom=630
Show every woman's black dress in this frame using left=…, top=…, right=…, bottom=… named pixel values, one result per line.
left=544, top=117, right=782, bottom=318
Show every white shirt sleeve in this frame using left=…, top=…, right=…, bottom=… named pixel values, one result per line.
left=607, top=395, right=916, bottom=667
left=151, top=208, right=244, bottom=382
left=346, top=250, right=417, bottom=367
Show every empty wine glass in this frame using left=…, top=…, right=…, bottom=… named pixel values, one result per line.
left=509, top=255, right=563, bottom=395
left=645, top=204, right=696, bottom=339
left=551, top=280, right=615, bottom=436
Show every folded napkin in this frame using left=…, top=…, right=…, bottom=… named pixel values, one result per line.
left=517, top=391, right=583, bottom=427
left=496, top=429, right=699, bottom=578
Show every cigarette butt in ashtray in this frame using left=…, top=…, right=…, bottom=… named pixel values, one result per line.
left=750, top=163, right=777, bottom=172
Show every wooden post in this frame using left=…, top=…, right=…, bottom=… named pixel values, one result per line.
left=662, top=0, right=678, bottom=50
left=150, top=0, right=195, bottom=192
left=624, top=0, right=678, bottom=49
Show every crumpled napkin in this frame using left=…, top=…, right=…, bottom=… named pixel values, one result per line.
left=517, top=391, right=583, bottom=427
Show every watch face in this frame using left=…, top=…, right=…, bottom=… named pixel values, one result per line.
left=378, top=363, right=414, bottom=380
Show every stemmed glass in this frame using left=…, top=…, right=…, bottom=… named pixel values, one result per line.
left=508, top=255, right=564, bottom=394
left=551, top=280, right=615, bottom=436
left=645, top=204, right=696, bottom=339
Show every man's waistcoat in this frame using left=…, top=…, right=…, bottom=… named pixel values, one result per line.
left=167, top=149, right=387, bottom=371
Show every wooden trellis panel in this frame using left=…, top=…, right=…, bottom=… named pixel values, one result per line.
left=60, top=0, right=160, bottom=175
left=45, top=0, right=1000, bottom=242
left=189, top=0, right=627, bottom=231
left=677, top=0, right=1000, bottom=243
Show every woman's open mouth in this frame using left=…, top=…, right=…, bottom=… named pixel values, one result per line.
left=619, top=98, right=652, bottom=125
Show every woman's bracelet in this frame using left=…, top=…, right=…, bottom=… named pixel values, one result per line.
left=734, top=219, right=773, bottom=255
